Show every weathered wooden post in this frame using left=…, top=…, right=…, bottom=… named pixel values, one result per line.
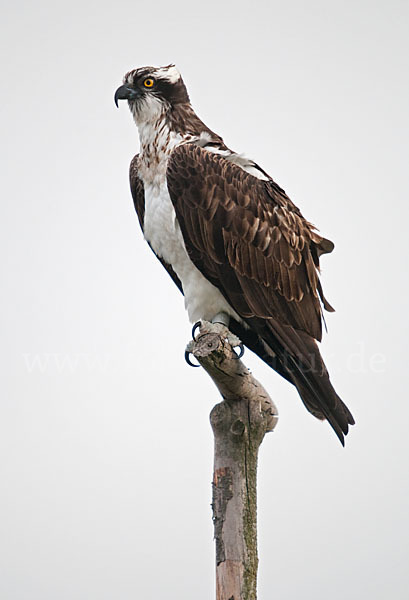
left=186, top=322, right=278, bottom=600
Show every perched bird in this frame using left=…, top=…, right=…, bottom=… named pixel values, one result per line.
left=115, top=64, right=354, bottom=444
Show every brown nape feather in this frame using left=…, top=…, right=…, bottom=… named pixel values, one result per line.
left=168, top=103, right=226, bottom=146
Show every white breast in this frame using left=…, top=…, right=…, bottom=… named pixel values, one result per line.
left=143, top=180, right=239, bottom=323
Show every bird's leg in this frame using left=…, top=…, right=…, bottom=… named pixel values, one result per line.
left=211, top=313, right=244, bottom=358
left=212, top=312, right=230, bottom=327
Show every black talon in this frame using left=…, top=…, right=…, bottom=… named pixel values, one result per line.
left=232, top=343, right=245, bottom=359
left=185, top=350, right=200, bottom=367
left=192, top=321, right=202, bottom=341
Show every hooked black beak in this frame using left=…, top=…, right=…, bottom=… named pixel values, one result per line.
left=114, top=84, right=139, bottom=107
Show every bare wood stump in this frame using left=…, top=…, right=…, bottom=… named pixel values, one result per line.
left=186, top=322, right=278, bottom=600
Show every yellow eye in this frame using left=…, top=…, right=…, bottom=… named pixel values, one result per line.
left=143, top=78, right=154, bottom=88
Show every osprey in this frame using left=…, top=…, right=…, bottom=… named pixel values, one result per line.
left=115, top=64, right=354, bottom=444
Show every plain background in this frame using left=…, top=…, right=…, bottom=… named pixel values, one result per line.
left=1, top=1, right=408, bottom=598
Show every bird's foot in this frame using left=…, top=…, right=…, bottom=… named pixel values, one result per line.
left=185, top=320, right=244, bottom=367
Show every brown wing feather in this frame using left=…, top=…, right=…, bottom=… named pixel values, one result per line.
left=167, top=144, right=333, bottom=341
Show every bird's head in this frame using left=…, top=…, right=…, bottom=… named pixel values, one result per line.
left=114, top=64, right=189, bottom=124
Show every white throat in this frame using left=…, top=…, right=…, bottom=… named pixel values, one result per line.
left=137, top=120, right=188, bottom=188
left=134, top=100, right=197, bottom=188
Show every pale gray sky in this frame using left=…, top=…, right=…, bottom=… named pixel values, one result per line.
left=1, top=1, right=409, bottom=598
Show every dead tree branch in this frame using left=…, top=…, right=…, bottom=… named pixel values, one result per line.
left=186, top=321, right=278, bottom=600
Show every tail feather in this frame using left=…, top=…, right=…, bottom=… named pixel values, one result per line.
left=288, top=360, right=354, bottom=446
left=229, top=316, right=354, bottom=445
